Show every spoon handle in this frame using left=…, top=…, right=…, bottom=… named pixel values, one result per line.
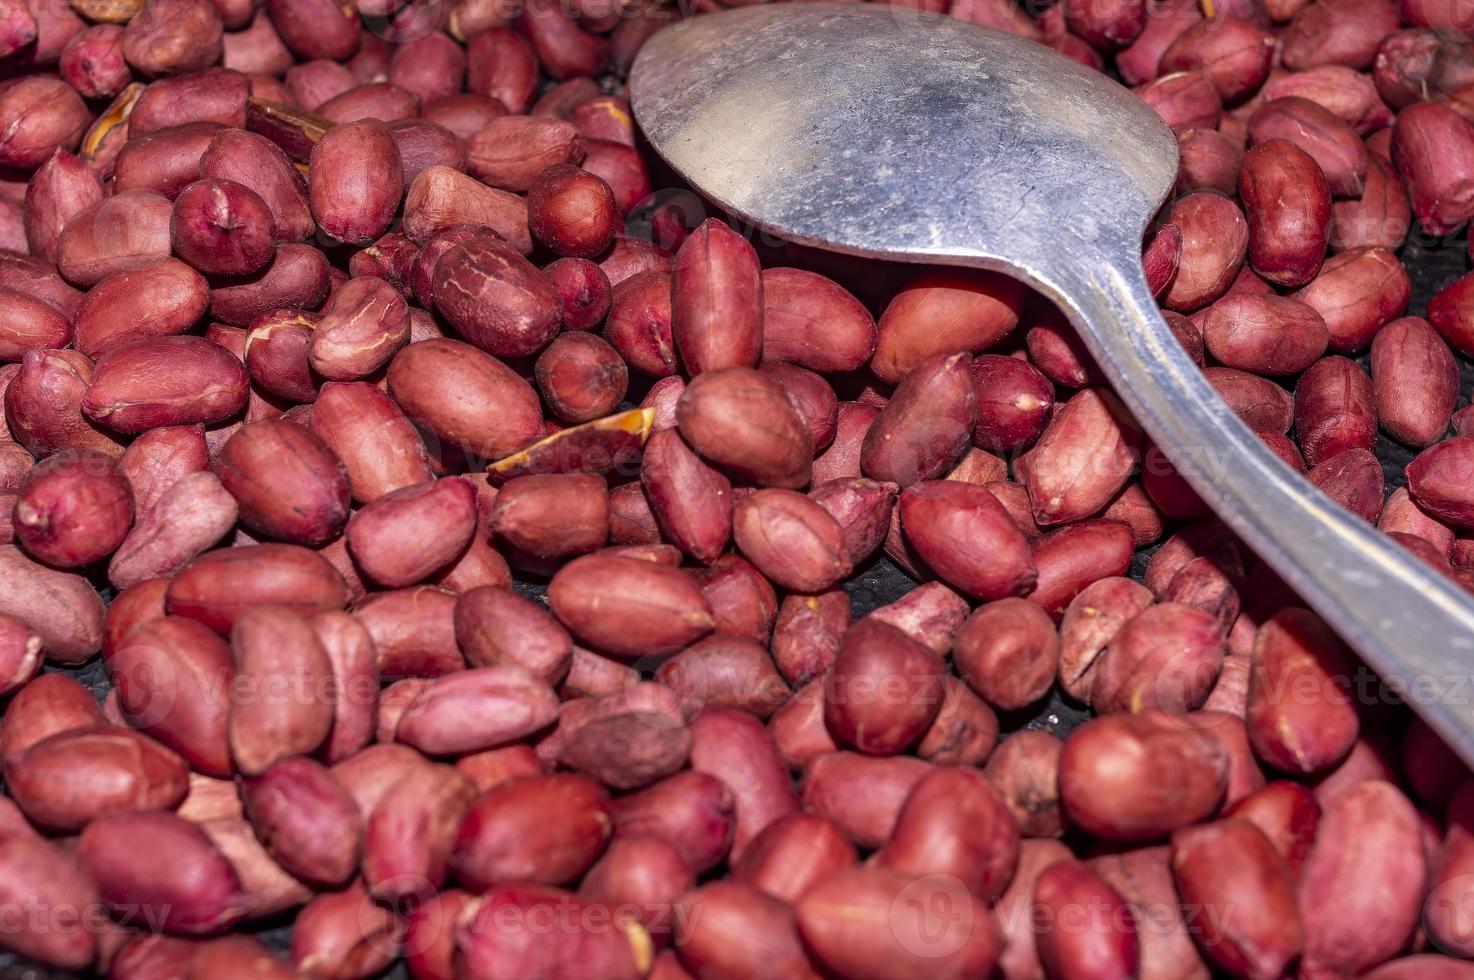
left=1054, top=254, right=1474, bottom=763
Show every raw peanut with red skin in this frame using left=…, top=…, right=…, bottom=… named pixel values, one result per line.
left=1392, top=102, right=1474, bottom=235
left=1033, top=858, right=1140, bottom=980
left=0, top=834, right=99, bottom=971
left=877, top=766, right=1020, bottom=899
left=1059, top=711, right=1229, bottom=840
left=1226, top=780, right=1322, bottom=881
left=1091, top=603, right=1225, bottom=714
left=1264, top=65, right=1393, bottom=133
left=732, top=488, right=851, bottom=593
left=689, top=707, right=797, bottom=860
left=1162, top=192, right=1250, bottom=312
left=244, top=311, right=315, bottom=403
left=308, top=276, right=410, bottom=381
left=386, top=338, right=543, bottom=463
left=1292, top=246, right=1410, bottom=351
left=0, top=544, right=105, bottom=663
left=354, top=587, right=464, bottom=679
left=862, top=352, right=978, bottom=487
left=0, top=612, right=40, bottom=696
left=83, top=335, right=249, bottom=433
left=761, top=267, right=876, bottom=372
left=610, top=770, right=736, bottom=874
left=676, top=367, right=813, bottom=488
left=1408, top=437, right=1474, bottom=527
left=871, top=269, right=1024, bottom=383
left=308, top=120, right=403, bottom=246
left=0, top=76, right=88, bottom=170
left=317, top=82, right=419, bottom=125
left=1136, top=70, right=1222, bottom=132
left=822, top=617, right=943, bottom=755
left=557, top=683, right=694, bottom=789
left=4, top=724, right=188, bottom=832
left=360, top=763, right=476, bottom=903
left=109, top=470, right=237, bottom=588
left=451, top=772, right=611, bottom=889
left=13, top=448, right=133, bottom=568
left=676, top=882, right=818, bottom=980
left=80, top=810, right=246, bottom=937
left=1063, top=0, right=1146, bottom=47
left=1239, top=139, right=1332, bottom=287
left=290, top=881, right=404, bottom=979
left=432, top=233, right=561, bottom=358
left=0, top=673, right=102, bottom=768
left=797, top=866, right=999, bottom=980
left=693, top=554, right=778, bottom=646
left=199, top=129, right=313, bottom=243
left=1379, top=486, right=1455, bottom=555
left=1057, top=578, right=1157, bottom=703
left=308, top=610, right=378, bottom=765
left=970, top=353, right=1053, bottom=452
left=535, top=332, right=628, bottom=424
left=1160, top=15, right=1275, bottom=101
left=1371, top=316, right=1458, bottom=446
left=4, top=349, right=123, bottom=460
left=1206, top=366, right=1295, bottom=433
left=1330, top=154, right=1411, bottom=253
left=455, top=883, right=643, bottom=980
left=1201, top=293, right=1329, bottom=375
left=954, top=598, right=1058, bottom=710
left=348, top=233, right=418, bottom=296
left=997, top=839, right=1078, bottom=980
left=731, top=812, right=855, bottom=904
left=579, top=833, right=694, bottom=944
left=1429, top=271, right=1474, bottom=357
left=1298, top=781, right=1425, bottom=976
left=801, top=752, right=933, bottom=850
left=1250, top=97, right=1369, bottom=198
left=401, top=166, right=530, bottom=252
left=809, top=478, right=896, bottom=567
left=984, top=729, right=1064, bottom=837
left=1281, top=0, right=1397, bottom=68
left=107, top=613, right=232, bottom=778
left=346, top=479, right=476, bottom=587
left=915, top=673, right=998, bottom=767
left=1169, top=818, right=1303, bottom=979
left=1020, top=388, right=1142, bottom=526
left=605, top=269, right=676, bottom=376
left=1027, top=519, right=1136, bottom=619
left=111, top=121, right=226, bottom=200
left=1173, top=131, right=1244, bottom=198
left=761, top=362, right=838, bottom=449
left=228, top=605, right=335, bottom=776
left=395, top=665, right=559, bottom=756
left=209, top=244, right=331, bottom=328
left=1295, top=355, right=1377, bottom=467
left=545, top=256, right=612, bottom=331
left=466, top=116, right=584, bottom=193
left=455, top=586, right=572, bottom=684
left=310, top=382, right=433, bottom=505
left=672, top=218, right=763, bottom=376
left=1247, top=608, right=1359, bottom=774
left=811, top=402, right=880, bottom=485
left=240, top=755, right=361, bottom=887
left=74, top=259, right=210, bottom=359
left=490, top=473, right=607, bottom=561
left=0, top=288, right=71, bottom=362
left=120, top=0, right=222, bottom=75
left=640, top=428, right=731, bottom=564
left=772, top=590, right=850, bottom=686
left=548, top=553, right=713, bottom=658
left=171, top=178, right=276, bottom=277
left=1310, top=450, right=1385, bottom=522
left=404, top=888, right=474, bottom=980
left=1423, top=781, right=1474, bottom=955
left=215, top=419, right=350, bottom=547
left=57, top=190, right=175, bottom=288
left=658, top=633, right=789, bottom=717
left=23, top=150, right=103, bottom=264
left=864, top=580, right=968, bottom=654
left=167, top=543, right=351, bottom=635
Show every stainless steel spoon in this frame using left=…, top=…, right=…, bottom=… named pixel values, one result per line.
left=630, top=2, right=1474, bottom=762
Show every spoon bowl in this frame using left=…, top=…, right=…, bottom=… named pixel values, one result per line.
left=631, top=3, right=1474, bottom=764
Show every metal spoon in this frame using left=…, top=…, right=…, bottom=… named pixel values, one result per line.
left=630, top=2, right=1474, bottom=762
